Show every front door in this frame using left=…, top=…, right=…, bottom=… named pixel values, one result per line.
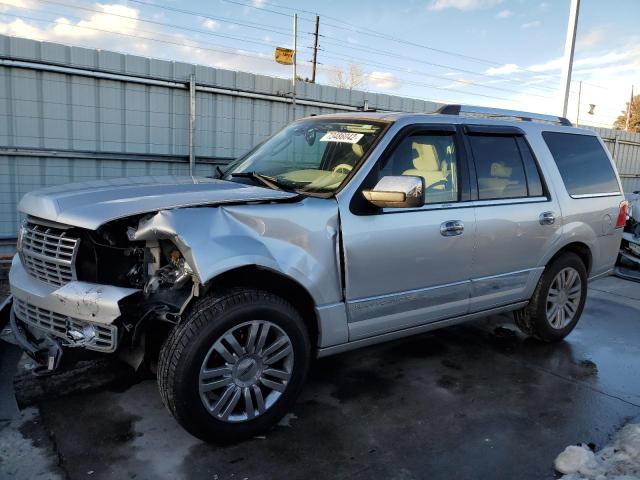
left=338, top=126, right=476, bottom=341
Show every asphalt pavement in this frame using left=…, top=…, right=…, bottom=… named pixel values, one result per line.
left=1, top=276, right=639, bottom=480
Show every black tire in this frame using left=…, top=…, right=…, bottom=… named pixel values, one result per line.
left=514, top=252, right=588, bottom=342
left=157, top=288, right=310, bottom=443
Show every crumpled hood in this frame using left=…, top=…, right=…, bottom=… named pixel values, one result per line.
left=18, top=175, right=298, bottom=230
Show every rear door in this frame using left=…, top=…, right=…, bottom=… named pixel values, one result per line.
left=463, top=125, right=562, bottom=311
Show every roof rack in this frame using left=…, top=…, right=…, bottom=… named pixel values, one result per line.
left=437, top=104, right=572, bottom=127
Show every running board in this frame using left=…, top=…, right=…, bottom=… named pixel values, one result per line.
left=316, top=301, right=528, bottom=358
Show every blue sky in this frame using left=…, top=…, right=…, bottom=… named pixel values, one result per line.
left=0, top=0, right=638, bottom=127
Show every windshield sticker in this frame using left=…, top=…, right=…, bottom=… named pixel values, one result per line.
left=320, top=131, right=364, bottom=144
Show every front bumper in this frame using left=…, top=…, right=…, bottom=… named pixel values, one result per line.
left=8, top=255, right=140, bottom=355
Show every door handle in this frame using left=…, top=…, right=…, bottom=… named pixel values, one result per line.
left=539, top=211, right=556, bottom=225
left=440, top=220, right=464, bottom=236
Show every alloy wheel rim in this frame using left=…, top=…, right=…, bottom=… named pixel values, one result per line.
left=546, top=267, right=582, bottom=329
left=199, top=320, right=294, bottom=423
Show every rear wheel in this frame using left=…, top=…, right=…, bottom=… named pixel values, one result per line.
left=157, top=288, right=310, bottom=443
left=514, top=252, right=588, bottom=342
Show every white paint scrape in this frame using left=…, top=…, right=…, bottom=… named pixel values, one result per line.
left=555, top=423, right=640, bottom=479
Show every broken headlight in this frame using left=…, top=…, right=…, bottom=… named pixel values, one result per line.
left=144, top=248, right=194, bottom=295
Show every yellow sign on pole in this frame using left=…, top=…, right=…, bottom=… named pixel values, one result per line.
left=275, top=47, right=294, bottom=65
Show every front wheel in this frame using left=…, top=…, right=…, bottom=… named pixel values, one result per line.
left=514, top=252, right=588, bottom=342
left=157, top=288, right=310, bottom=443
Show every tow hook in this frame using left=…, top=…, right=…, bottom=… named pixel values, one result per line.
left=32, top=336, right=64, bottom=377
left=10, top=305, right=64, bottom=376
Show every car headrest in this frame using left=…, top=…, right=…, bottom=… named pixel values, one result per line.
left=412, top=143, right=439, bottom=171
left=490, top=162, right=512, bottom=178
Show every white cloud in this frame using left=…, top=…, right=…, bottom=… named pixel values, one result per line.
left=495, top=9, right=513, bottom=19
left=428, top=0, right=503, bottom=12
left=51, top=4, right=140, bottom=39
left=367, top=71, right=400, bottom=89
left=202, top=18, right=220, bottom=31
left=485, top=63, right=520, bottom=76
left=475, top=43, right=640, bottom=128
left=521, top=20, right=541, bottom=29
left=444, top=78, right=473, bottom=89
left=0, top=18, right=45, bottom=40
left=0, top=0, right=35, bottom=13
left=528, top=57, right=563, bottom=73
left=252, top=0, right=266, bottom=7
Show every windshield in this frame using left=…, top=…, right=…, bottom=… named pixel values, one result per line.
left=225, top=118, right=387, bottom=193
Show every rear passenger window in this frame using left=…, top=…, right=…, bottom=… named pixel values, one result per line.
left=543, top=132, right=620, bottom=197
left=468, top=135, right=528, bottom=200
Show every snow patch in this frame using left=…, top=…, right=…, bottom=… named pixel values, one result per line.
left=555, top=423, right=640, bottom=479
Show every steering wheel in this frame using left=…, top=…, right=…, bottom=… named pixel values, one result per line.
left=425, top=179, right=449, bottom=192
left=332, top=163, right=353, bottom=175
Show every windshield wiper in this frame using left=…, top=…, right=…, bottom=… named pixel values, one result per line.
left=214, top=165, right=226, bottom=179
left=230, top=172, right=287, bottom=191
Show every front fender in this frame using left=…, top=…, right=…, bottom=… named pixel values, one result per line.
left=131, top=199, right=342, bottom=306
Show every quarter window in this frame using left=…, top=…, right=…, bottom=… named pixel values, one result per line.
left=519, top=138, right=544, bottom=197
left=542, top=132, right=620, bottom=197
left=468, top=135, right=528, bottom=200
left=380, top=134, right=459, bottom=204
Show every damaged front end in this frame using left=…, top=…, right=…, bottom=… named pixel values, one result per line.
left=7, top=214, right=200, bottom=374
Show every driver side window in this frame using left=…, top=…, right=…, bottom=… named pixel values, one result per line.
left=381, top=133, right=459, bottom=204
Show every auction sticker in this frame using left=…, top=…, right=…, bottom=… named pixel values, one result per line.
left=320, top=131, right=364, bottom=144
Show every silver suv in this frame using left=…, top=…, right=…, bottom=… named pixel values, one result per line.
left=1, top=105, right=626, bottom=442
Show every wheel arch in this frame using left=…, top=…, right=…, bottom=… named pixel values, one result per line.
left=202, top=265, right=320, bottom=348
left=546, top=241, right=593, bottom=274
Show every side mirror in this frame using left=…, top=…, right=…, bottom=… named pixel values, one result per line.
left=362, top=176, right=424, bottom=209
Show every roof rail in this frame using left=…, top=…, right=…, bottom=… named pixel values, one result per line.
left=437, top=104, right=572, bottom=126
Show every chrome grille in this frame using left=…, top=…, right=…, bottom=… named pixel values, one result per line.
left=13, top=298, right=118, bottom=353
left=19, top=221, right=80, bottom=287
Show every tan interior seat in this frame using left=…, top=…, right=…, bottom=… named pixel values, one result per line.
left=403, top=143, right=446, bottom=189
left=352, top=143, right=364, bottom=158
left=478, top=161, right=519, bottom=197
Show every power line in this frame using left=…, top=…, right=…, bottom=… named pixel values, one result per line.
left=318, top=51, right=553, bottom=99
left=157, top=0, right=564, bottom=95
left=0, top=10, right=281, bottom=65
left=34, top=0, right=564, bottom=98
left=218, top=0, right=296, bottom=19
left=3, top=2, right=623, bottom=112
left=0, top=0, right=547, bottom=98
left=316, top=59, right=519, bottom=104
left=315, top=39, right=559, bottom=94
left=219, top=0, right=570, bottom=84
left=0, top=10, right=544, bottom=106
left=32, top=0, right=286, bottom=49
left=125, top=0, right=292, bottom=36
left=0, top=11, right=522, bottom=106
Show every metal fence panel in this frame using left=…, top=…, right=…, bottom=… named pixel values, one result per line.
left=1, top=33, right=640, bottom=258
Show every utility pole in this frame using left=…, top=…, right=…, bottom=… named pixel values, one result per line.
left=311, top=15, right=320, bottom=83
left=292, top=13, right=297, bottom=119
left=626, top=85, right=634, bottom=131
left=560, top=0, right=580, bottom=117
left=576, top=80, right=582, bottom=126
